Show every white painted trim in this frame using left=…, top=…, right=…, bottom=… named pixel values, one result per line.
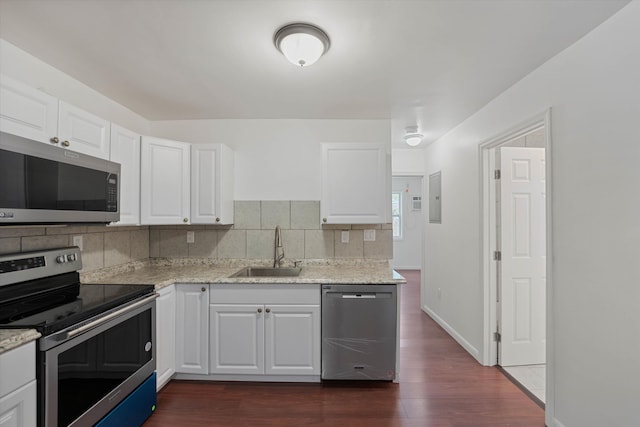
left=175, top=373, right=321, bottom=383
left=478, top=108, right=554, bottom=424
left=550, top=417, right=567, bottom=427
left=422, top=305, right=481, bottom=362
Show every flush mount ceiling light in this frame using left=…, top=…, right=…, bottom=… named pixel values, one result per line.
left=274, top=23, right=330, bottom=67
left=404, top=126, right=424, bottom=147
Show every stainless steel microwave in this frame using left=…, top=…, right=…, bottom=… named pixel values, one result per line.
left=0, top=131, right=120, bottom=224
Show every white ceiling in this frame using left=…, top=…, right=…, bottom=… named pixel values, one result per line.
left=0, top=0, right=629, bottom=147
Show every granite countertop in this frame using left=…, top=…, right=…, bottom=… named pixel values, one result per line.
left=82, top=258, right=406, bottom=289
left=0, top=259, right=405, bottom=355
left=0, top=329, right=41, bottom=355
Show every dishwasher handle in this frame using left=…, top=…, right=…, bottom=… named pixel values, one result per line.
left=342, top=293, right=377, bottom=299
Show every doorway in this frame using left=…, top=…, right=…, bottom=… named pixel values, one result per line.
left=391, top=176, right=423, bottom=270
left=480, top=111, right=552, bottom=409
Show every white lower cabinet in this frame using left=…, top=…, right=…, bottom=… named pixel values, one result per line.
left=175, top=284, right=209, bottom=374
left=209, top=284, right=320, bottom=377
left=0, top=381, right=36, bottom=427
left=209, top=304, right=264, bottom=375
left=0, top=342, right=37, bottom=427
left=155, top=285, right=176, bottom=390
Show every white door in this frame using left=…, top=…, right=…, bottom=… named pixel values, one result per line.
left=110, top=124, right=140, bottom=225
left=58, top=101, right=111, bottom=159
left=140, top=136, right=190, bottom=224
left=264, top=305, right=320, bottom=375
left=155, top=285, right=176, bottom=390
left=0, top=74, right=58, bottom=144
left=209, top=304, right=264, bottom=375
left=499, top=147, right=546, bottom=366
left=175, top=285, right=209, bottom=374
left=321, top=143, right=389, bottom=224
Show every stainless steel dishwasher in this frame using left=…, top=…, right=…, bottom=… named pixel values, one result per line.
left=321, top=284, right=397, bottom=380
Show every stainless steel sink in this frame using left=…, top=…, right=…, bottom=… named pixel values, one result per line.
left=230, top=267, right=302, bottom=278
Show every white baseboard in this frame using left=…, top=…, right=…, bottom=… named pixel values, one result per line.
left=422, top=304, right=481, bottom=363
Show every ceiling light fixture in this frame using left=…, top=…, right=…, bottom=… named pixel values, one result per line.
left=274, top=23, right=330, bottom=67
left=404, top=126, right=424, bottom=147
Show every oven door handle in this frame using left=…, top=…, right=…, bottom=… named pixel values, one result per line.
left=66, top=292, right=158, bottom=339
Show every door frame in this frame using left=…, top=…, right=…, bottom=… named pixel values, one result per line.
left=478, top=109, right=554, bottom=419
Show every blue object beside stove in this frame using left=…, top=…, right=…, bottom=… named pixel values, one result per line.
left=95, top=373, right=157, bottom=427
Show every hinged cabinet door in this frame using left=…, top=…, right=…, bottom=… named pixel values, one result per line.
left=58, top=101, right=110, bottom=159
left=264, top=305, right=320, bottom=375
left=155, top=285, right=176, bottom=390
left=175, top=285, right=209, bottom=374
left=140, top=136, right=191, bottom=224
left=321, top=143, right=389, bottom=224
left=110, top=124, right=141, bottom=225
left=209, top=304, right=264, bottom=375
left=191, top=144, right=234, bottom=224
left=0, top=74, right=58, bottom=144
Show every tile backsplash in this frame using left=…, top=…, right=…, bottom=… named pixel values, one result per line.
left=150, top=201, right=393, bottom=261
left=0, top=201, right=392, bottom=272
left=0, top=225, right=150, bottom=272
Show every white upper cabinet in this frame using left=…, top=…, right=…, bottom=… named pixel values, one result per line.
left=321, top=143, right=390, bottom=224
left=110, top=124, right=141, bottom=225
left=140, top=136, right=191, bottom=225
left=0, top=74, right=58, bottom=144
left=58, top=101, right=110, bottom=159
left=191, top=144, right=234, bottom=224
left=0, top=75, right=111, bottom=159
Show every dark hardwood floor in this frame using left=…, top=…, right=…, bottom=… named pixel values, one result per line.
left=144, top=270, right=544, bottom=426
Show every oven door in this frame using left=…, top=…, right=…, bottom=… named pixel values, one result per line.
left=40, top=295, right=156, bottom=427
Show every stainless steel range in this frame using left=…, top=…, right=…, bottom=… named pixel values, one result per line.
left=0, top=247, right=157, bottom=427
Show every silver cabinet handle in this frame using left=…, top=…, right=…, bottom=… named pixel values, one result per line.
left=61, top=140, right=70, bottom=147
left=257, top=308, right=262, bottom=313
left=201, top=287, right=206, bottom=292
left=265, top=308, right=271, bottom=313
left=50, top=137, right=60, bottom=144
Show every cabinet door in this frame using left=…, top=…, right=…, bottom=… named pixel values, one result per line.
left=58, top=101, right=110, bottom=159
left=140, top=136, right=190, bottom=225
left=265, top=305, right=320, bottom=375
left=209, top=304, right=264, bottom=375
left=321, top=143, right=389, bottom=224
left=191, top=144, right=234, bottom=224
left=0, top=381, right=36, bottom=427
left=0, top=74, right=58, bottom=144
left=155, top=285, right=176, bottom=390
left=110, top=124, right=141, bottom=225
left=175, top=285, right=209, bottom=374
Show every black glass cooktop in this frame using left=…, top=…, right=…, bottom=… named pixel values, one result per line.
left=0, top=273, right=154, bottom=335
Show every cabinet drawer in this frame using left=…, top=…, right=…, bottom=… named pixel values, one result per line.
left=0, top=341, right=35, bottom=397
left=210, top=284, right=320, bottom=305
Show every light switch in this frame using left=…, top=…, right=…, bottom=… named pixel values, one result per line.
left=341, top=230, right=349, bottom=243
left=363, top=229, right=376, bottom=241
left=186, top=231, right=195, bottom=244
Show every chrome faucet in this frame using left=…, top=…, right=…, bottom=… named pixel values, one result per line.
left=274, top=225, right=284, bottom=268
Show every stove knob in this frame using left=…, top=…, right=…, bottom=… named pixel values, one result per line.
left=68, top=253, right=77, bottom=262
left=56, top=255, right=66, bottom=263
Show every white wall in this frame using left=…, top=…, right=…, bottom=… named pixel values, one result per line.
left=151, top=119, right=391, bottom=200
left=422, top=2, right=640, bottom=426
left=392, top=148, right=425, bottom=175
left=0, top=39, right=150, bottom=134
